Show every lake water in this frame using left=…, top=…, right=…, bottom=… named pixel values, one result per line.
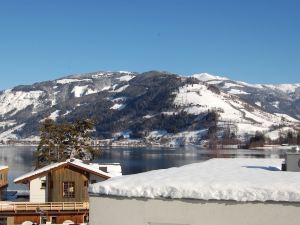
left=0, top=146, right=287, bottom=190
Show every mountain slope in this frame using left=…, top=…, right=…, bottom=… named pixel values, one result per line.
left=0, top=71, right=299, bottom=144
left=193, top=73, right=300, bottom=120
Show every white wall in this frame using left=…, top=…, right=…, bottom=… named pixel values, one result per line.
left=29, top=176, right=48, bottom=202
left=90, top=196, right=300, bottom=225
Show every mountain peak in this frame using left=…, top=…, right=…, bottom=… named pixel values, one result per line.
left=192, top=73, right=228, bottom=81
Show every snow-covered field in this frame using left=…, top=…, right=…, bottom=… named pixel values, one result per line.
left=90, top=158, right=300, bottom=202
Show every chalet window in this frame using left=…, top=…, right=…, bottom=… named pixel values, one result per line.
left=41, top=180, right=47, bottom=189
left=51, top=216, right=57, bottom=224
left=91, top=180, right=97, bottom=184
left=84, top=180, right=88, bottom=187
left=41, top=216, right=47, bottom=224
left=63, top=181, right=75, bottom=198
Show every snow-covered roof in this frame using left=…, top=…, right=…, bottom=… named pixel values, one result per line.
left=89, top=158, right=300, bottom=202
left=14, top=159, right=122, bottom=183
left=0, top=166, right=8, bottom=171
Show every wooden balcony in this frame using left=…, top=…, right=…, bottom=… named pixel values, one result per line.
left=0, top=201, right=89, bottom=213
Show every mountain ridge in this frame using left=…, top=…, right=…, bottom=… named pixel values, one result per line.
left=0, top=70, right=299, bottom=146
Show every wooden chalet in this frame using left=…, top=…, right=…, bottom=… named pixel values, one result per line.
left=1, top=159, right=121, bottom=225
left=0, top=166, right=8, bottom=201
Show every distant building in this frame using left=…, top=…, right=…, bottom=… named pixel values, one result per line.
left=4, top=159, right=122, bottom=225
left=0, top=166, right=8, bottom=201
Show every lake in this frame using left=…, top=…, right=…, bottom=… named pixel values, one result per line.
left=0, top=146, right=287, bottom=190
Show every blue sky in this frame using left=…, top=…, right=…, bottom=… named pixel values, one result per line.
left=0, top=0, right=299, bottom=90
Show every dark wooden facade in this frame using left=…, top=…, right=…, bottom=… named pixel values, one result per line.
left=0, top=168, right=8, bottom=201
left=48, top=165, right=89, bottom=202
left=9, top=213, right=87, bottom=225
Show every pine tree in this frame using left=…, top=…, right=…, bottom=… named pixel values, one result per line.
left=35, top=119, right=98, bottom=168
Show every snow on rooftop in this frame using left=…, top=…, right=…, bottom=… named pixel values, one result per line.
left=14, top=161, right=66, bottom=183
left=14, top=159, right=121, bottom=183
left=90, top=158, right=300, bottom=202
left=0, top=166, right=8, bottom=170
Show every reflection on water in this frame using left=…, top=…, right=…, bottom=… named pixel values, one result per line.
left=0, top=146, right=286, bottom=190
left=0, top=146, right=35, bottom=190
left=95, top=146, right=286, bottom=175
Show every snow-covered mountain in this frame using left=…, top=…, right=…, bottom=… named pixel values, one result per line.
left=193, top=73, right=300, bottom=120
left=0, top=71, right=299, bottom=143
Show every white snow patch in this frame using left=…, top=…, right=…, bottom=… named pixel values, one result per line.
left=235, top=81, right=263, bottom=89
left=275, top=113, right=299, bottom=122
left=0, top=120, right=17, bottom=128
left=147, top=130, right=168, bottom=138
left=0, top=123, right=25, bottom=140
left=92, top=73, right=105, bottom=78
left=174, top=83, right=243, bottom=120
left=223, top=82, right=243, bottom=88
left=255, top=101, right=262, bottom=107
left=119, top=71, right=133, bottom=74
left=112, top=97, right=127, bottom=102
left=264, top=84, right=300, bottom=94
left=117, top=75, right=135, bottom=82
left=228, top=89, right=249, bottom=95
left=143, top=114, right=155, bottom=119
left=101, top=86, right=111, bottom=91
left=56, top=78, right=92, bottom=84
left=192, top=73, right=228, bottom=81
left=49, top=110, right=60, bottom=121
left=85, top=89, right=97, bottom=95
left=113, top=130, right=132, bottom=139
left=71, top=85, right=88, bottom=98
left=41, top=110, right=60, bottom=122
left=110, top=103, right=126, bottom=110
left=62, top=110, right=71, bottom=117
left=162, top=111, right=177, bottom=115
left=266, top=127, right=295, bottom=140
left=111, top=84, right=129, bottom=93
left=206, top=80, right=223, bottom=85
left=271, top=101, right=280, bottom=108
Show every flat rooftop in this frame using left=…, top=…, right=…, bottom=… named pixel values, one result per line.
left=89, top=158, right=300, bottom=202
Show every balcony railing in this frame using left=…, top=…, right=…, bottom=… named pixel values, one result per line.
left=0, top=202, right=89, bottom=212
